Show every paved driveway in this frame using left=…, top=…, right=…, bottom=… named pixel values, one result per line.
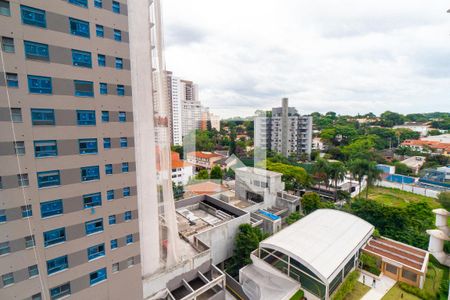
left=358, top=272, right=396, bottom=300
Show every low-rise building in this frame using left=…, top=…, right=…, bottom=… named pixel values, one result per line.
left=401, top=139, right=450, bottom=156
left=171, top=151, right=194, bottom=185
left=187, top=151, right=225, bottom=169
left=240, top=209, right=374, bottom=300
left=394, top=122, right=430, bottom=137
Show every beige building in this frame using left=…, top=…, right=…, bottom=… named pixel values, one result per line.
left=0, top=1, right=142, bottom=299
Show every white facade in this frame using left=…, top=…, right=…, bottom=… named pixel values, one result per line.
left=255, top=98, right=313, bottom=159
left=168, top=74, right=202, bottom=145
left=171, top=164, right=194, bottom=185
left=393, top=123, right=430, bottom=137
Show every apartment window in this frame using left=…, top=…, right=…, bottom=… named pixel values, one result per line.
left=37, top=170, right=60, bottom=188
left=127, top=257, right=135, bottom=267
left=83, top=192, right=101, bottom=208
left=21, top=5, right=46, bottom=28
left=25, top=235, right=35, bottom=248
left=46, top=255, right=68, bottom=275
left=97, top=54, right=106, bottom=66
left=94, top=0, right=102, bottom=8
left=28, top=75, right=52, bottom=94
left=43, top=227, right=65, bottom=247
left=24, top=40, right=49, bottom=60
left=31, top=108, right=54, bottom=125
left=90, top=268, right=107, bottom=286
left=72, top=49, right=92, bottom=68
left=79, top=138, right=98, bottom=154
left=112, top=1, right=120, bottom=13
left=117, top=84, right=125, bottom=96
left=110, top=239, right=118, bottom=249
left=6, top=73, right=18, bottom=88
left=77, top=110, right=96, bottom=126
left=0, top=209, right=5, bottom=223
left=40, top=199, right=63, bottom=218
left=122, top=162, right=129, bottom=173
left=14, top=141, right=25, bottom=155
left=1, top=36, right=14, bottom=52
left=99, top=82, right=107, bottom=94
left=50, top=282, right=71, bottom=300
left=126, top=234, right=133, bottom=244
left=108, top=215, right=116, bottom=225
left=123, top=187, right=130, bottom=197
left=2, top=273, right=13, bottom=286
left=69, top=18, right=90, bottom=38
left=85, top=218, right=103, bottom=235
left=81, top=166, right=100, bottom=182
left=101, top=111, right=109, bottom=122
left=95, top=24, right=104, bottom=37
left=120, top=137, right=128, bottom=148
left=28, top=265, right=39, bottom=277
left=118, top=111, right=126, bottom=122
left=112, top=263, right=119, bottom=273
left=105, top=164, right=113, bottom=175
left=74, top=80, right=94, bottom=97
left=32, top=293, right=42, bottom=300
left=0, top=241, right=10, bottom=255
left=124, top=211, right=131, bottom=221
left=115, top=57, right=123, bottom=69
left=87, top=243, right=105, bottom=261
left=34, top=140, right=57, bottom=157
left=113, top=29, right=122, bottom=41
left=21, top=204, right=32, bottom=218
left=0, top=0, right=10, bottom=16
left=10, top=108, right=22, bottom=122
left=107, top=189, right=114, bottom=200
left=69, top=0, right=88, bottom=8
left=18, top=173, right=29, bottom=187
left=103, top=138, right=111, bottom=149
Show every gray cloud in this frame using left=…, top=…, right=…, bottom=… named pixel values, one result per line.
left=163, top=0, right=450, bottom=118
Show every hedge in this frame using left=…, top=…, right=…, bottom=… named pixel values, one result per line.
left=398, top=282, right=434, bottom=300
left=331, top=270, right=360, bottom=300
left=290, top=289, right=304, bottom=300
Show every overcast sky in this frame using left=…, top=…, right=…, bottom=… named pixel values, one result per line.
left=162, top=0, right=450, bottom=118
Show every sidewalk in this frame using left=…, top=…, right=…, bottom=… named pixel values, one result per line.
left=358, top=272, right=396, bottom=300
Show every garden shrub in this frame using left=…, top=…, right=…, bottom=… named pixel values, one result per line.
left=331, top=270, right=359, bottom=300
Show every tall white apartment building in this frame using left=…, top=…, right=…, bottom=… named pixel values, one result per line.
left=255, top=98, right=313, bottom=159
left=167, top=73, right=201, bottom=146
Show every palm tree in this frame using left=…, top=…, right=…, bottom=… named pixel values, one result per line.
left=348, top=159, right=367, bottom=197
left=313, top=158, right=330, bottom=193
left=329, top=161, right=347, bottom=201
left=365, top=161, right=383, bottom=200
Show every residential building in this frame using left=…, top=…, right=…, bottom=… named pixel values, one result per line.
left=0, top=1, right=142, bottom=299
left=255, top=98, right=313, bottom=159
left=393, top=122, right=430, bottom=137
left=186, top=151, right=224, bottom=170
left=401, top=139, right=450, bottom=156
left=166, top=72, right=202, bottom=146
left=170, top=151, right=193, bottom=185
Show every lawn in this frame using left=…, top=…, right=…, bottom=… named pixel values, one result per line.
left=424, top=261, right=444, bottom=296
left=382, top=284, right=420, bottom=300
left=344, top=282, right=370, bottom=300
left=363, top=186, right=441, bottom=208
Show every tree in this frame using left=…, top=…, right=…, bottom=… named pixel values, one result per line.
left=438, top=191, right=450, bottom=211
left=348, top=159, right=367, bottom=194
left=227, top=224, right=268, bottom=276
left=393, top=162, right=413, bottom=176
left=328, top=161, right=347, bottom=201
left=210, top=165, right=223, bottom=180
left=224, top=168, right=235, bottom=180
left=364, top=161, right=383, bottom=200
left=301, top=192, right=322, bottom=214
left=285, top=212, right=302, bottom=225
left=379, top=111, right=405, bottom=127
left=265, top=161, right=311, bottom=193
left=313, top=158, right=330, bottom=191
left=172, top=182, right=184, bottom=199
left=196, top=169, right=209, bottom=180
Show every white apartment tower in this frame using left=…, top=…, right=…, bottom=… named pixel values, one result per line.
left=255, top=98, right=313, bottom=159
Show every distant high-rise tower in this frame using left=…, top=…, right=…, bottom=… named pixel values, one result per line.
left=0, top=0, right=142, bottom=299
left=255, top=98, right=313, bottom=159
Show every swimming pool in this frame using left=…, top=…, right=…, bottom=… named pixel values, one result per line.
left=258, top=209, right=280, bottom=220
left=385, top=174, right=416, bottom=184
